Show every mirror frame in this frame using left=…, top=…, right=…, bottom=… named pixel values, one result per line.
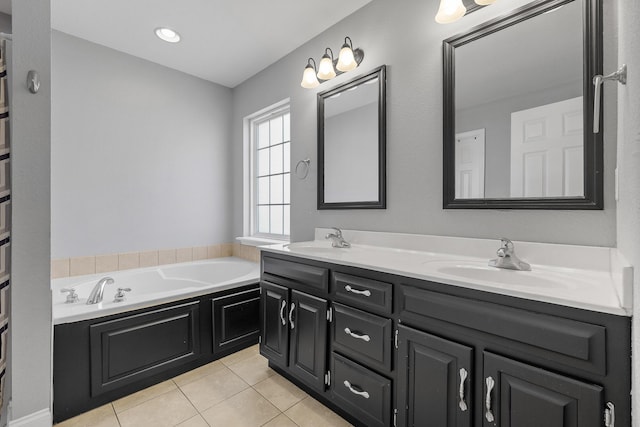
left=442, top=0, right=603, bottom=209
left=317, top=65, right=387, bottom=210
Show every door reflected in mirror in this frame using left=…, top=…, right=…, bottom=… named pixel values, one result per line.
left=443, top=0, right=603, bottom=209
left=318, top=66, right=386, bottom=209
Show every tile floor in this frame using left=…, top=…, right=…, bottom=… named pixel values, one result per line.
left=55, top=345, right=353, bottom=427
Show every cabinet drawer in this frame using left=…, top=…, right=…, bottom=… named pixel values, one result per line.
left=333, top=272, right=392, bottom=315
left=263, top=256, right=329, bottom=293
left=331, top=352, right=391, bottom=427
left=399, top=284, right=606, bottom=375
left=333, top=303, right=392, bottom=372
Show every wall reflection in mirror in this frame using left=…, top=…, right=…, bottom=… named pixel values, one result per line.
left=443, top=0, right=603, bottom=209
left=456, top=1, right=581, bottom=199
left=318, top=66, right=386, bottom=209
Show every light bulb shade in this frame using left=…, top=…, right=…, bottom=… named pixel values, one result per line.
left=317, top=53, right=337, bottom=80
left=474, top=0, right=497, bottom=4
left=300, top=64, right=320, bottom=88
left=336, top=45, right=357, bottom=72
left=435, top=0, right=467, bottom=24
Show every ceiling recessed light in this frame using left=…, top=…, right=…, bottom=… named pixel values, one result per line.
left=155, top=27, right=181, bottom=43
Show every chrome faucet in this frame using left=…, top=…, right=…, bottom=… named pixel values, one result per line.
left=325, top=227, right=351, bottom=248
left=87, top=277, right=114, bottom=304
left=489, top=238, right=531, bottom=271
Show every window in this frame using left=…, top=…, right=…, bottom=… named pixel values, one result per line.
left=243, top=101, right=290, bottom=241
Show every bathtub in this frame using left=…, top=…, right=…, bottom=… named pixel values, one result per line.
left=53, top=256, right=261, bottom=422
left=52, top=257, right=260, bottom=325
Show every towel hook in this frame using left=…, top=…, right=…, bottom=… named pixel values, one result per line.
left=593, top=64, right=627, bottom=133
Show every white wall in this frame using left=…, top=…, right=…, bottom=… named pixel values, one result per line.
left=616, top=0, right=640, bottom=422
left=231, top=0, right=619, bottom=247
left=9, top=0, right=52, bottom=424
left=51, top=31, right=233, bottom=258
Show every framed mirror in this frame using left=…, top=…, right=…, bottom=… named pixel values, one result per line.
left=443, top=0, right=603, bottom=209
left=318, top=65, right=387, bottom=209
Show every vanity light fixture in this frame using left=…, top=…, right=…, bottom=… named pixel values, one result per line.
left=435, top=0, right=499, bottom=24
left=300, top=36, right=364, bottom=89
left=300, top=58, right=320, bottom=88
left=336, top=37, right=358, bottom=72
left=155, top=27, right=181, bottom=43
left=435, top=0, right=467, bottom=24
left=317, top=48, right=337, bottom=80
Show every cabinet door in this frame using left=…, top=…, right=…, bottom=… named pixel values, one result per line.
left=289, top=289, right=328, bottom=392
left=260, top=282, right=289, bottom=368
left=212, top=288, right=260, bottom=356
left=483, top=352, right=603, bottom=427
left=396, top=325, right=472, bottom=427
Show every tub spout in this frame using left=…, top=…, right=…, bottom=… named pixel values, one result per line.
left=87, top=277, right=114, bottom=305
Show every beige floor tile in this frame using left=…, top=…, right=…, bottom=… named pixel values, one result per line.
left=117, top=389, right=197, bottom=427
left=285, top=397, right=352, bottom=427
left=253, top=374, right=307, bottom=411
left=175, top=414, right=210, bottom=427
left=55, top=404, right=119, bottom=427
left=112, top=380, right=177, bottom=413
left=179, top=366, right=250, bottom=412
left=200, top=388, right=280, bottom=427
left=227, top=353, right=275, bottom=385
left=173, top=360, right=226, bottom=387
left=220, top=344, right=259, bottom=366
left=262, top=414, right=299, bottom=427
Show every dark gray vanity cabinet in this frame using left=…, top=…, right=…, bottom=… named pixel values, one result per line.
left=260, top=256, right=330, bottom=393
left=395, top=325, right=473, bottom=427
left=259, top=252, right=631, bottom=427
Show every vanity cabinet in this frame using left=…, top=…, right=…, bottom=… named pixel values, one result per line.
left=259, top=252, right=631, bottom=427
left=260, top=257, right=330, bottom=392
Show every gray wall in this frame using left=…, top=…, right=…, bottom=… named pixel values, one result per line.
left=52, top=31, right=233, bottom=258
left=232, top=0, right=618, bottom=247
left=616, top=0, right=640, bottom=420
left=9, top=0, right=52, bottom=423
left=456, top=81, right=582, bottom=198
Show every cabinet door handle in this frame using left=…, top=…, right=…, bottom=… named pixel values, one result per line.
left=343, top=380, right=370, bottom=399
left=279, top=300, right=287, bottom=326
left=288, top=303, right=295, bottom=329
left=344, top=285, right=371, bottom=297
left=458, top=368, right=468, bottom=412
left=344, top=327, right=371, bottom=342
left=485, top=376, right=495, bottom=423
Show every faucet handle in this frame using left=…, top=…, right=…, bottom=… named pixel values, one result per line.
left=330, top=227, right=342, bottom=237
left=498, top=238, right=513, bottom=248
left=114, top=287, right=131, bottom=303
left=60, top=288, right=79, bottom=303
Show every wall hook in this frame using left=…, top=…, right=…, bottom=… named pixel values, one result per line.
left=27, top=70, right=40, bottom=94
left=593, top=64, right=627, bottom=133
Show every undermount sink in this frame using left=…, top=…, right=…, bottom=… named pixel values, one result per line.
left=423, top=260, right=578, bottom=290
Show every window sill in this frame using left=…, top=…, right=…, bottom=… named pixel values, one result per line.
left=236, top=236, right=289, bottom=247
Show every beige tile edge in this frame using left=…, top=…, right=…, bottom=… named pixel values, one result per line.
left=52, top=243, right=259, bottom=278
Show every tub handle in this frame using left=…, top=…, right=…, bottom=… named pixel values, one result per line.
left=289, top=303, right=295, bottom=329
left=60, top=288, right=79, bottom=304
left=280, top=300, right=287, bottom=326
left=114, top=287, right=131, bottom=303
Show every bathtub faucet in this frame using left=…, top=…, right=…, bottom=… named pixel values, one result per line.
left=87, top=277, right=114, bottom=304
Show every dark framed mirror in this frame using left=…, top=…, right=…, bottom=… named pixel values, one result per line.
left=318, top=65, right=387, bottom=209
left=443, top=0, right=603, bottom=209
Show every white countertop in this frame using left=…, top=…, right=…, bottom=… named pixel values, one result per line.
left=260, top=229, right=633, bottom=316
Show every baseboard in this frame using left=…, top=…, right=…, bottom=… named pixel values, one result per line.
left=8, top=408, right=51, bottom=427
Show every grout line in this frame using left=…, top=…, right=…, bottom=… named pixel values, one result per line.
left=111, top=402, right=123, bottom=427
left=111, top=381, right=179, bottom=416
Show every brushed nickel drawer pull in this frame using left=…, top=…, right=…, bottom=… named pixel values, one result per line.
left=485, top=376, right=495, bottom=422
left=344, top=327, right=371, bottom=342
left=344, top=285, right=371, bottom=297
left=458, top=368, right=468, bottom=412
left=343, top=380, right=370, bottom=399
left=279, top=300, right=287, bottom=326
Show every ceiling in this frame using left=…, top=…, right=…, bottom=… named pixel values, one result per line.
left=1, top=0, right=372, bottom=88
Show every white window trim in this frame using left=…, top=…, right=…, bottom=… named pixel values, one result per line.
left=241, top=98, right=291, bottom=244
